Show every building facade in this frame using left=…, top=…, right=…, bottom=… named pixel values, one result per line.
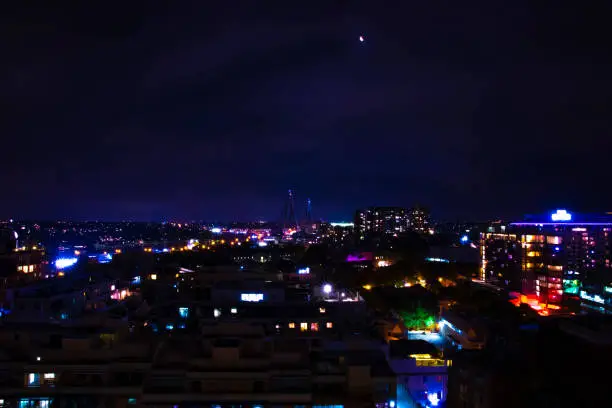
left=480, top=210, right=612, bottom=311
left=408, top=206, right=430, bottom=234
left=354, top=208, right=409, bottom=237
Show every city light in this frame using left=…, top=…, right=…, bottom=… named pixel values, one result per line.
left=54, top=257, right=78, bottom=269
left=580, top=290, right=604, bottom=304
left=297, top=267, right=310, bottom=275
left=211, top=227, right=222, bottom=234
left=427, top=392, right=440, bottom=407
left=241, top=293, right=264, bottom=302
left=323, top=284, right=333, bottom=294
left=425, top=257, right=450, bottom=263
left=330, top=222, right=354, bottom=227
left=551, top=209, right=572, bottom=221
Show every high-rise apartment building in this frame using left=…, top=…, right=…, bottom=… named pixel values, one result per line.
left=355, top=207, right=409, bottom=237
left=480, top=210, right=612, bottom=311
left=408, top=206, right=430, bottom=233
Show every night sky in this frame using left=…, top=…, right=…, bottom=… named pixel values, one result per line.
left=2, top=1, right=611, bottom=222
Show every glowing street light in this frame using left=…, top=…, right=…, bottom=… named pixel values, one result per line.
left=323, top=284, right=332, bottom=294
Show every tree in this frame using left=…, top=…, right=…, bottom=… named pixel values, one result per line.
left=398, top=306, right=436, bottom=331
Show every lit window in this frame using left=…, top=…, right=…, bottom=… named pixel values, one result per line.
left=319, top=307, right=326, bottom=314
left=26, top=373, right=40, bottom=387
left=231, top=308, right=237, bottom=314
left=300, top=322, right=308, bottom=331
left=28, top=265, right=34, bottom=273
left=288, top=322, right=295, bottom=329
left=43, top=373, right=55, bottom=379
left=326, top=322, right=333, bottom=329
left=311, top=322, right=319, bottom=331
left=150, top=274, right=157, bottom=280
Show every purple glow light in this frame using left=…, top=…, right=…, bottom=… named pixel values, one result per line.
left=511, top=222, right=612, bottom=226
left=346, top=252, right=373, bottom=262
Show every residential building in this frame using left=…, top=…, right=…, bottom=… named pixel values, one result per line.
left=480, top=210, right=612, bottom=311
left=355, top=207, right=409, bottom=237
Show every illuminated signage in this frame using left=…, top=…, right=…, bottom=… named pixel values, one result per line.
left=580, top=290, right=604, bottom=304
left=297, top=267, right=310, bottom=275
left=240, top=293, right=264, bottom=302
left=551, top=209, right=572, bottom=222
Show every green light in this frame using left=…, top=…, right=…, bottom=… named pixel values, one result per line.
left=399, top=307, right=436, bottom=331
left=563, top=279, right=580, bottom=295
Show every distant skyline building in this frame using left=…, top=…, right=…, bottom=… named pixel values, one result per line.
left=354, top=207, right=410, bottom=237
left=481, top=209, right=612, bottom=312
left=409, top=205, right=431, bottom=233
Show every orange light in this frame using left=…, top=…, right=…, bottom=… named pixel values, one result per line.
left=115, top=249, right=122, bottom=254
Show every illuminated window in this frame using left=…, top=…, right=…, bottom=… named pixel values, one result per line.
left=150, top=274, right=157, bottom=280
left=231, top=308, right=237, bottom=314
left=28, top=265, right=34, bottom=273
left=42, top=373, right=56, bottom=387
left=526, top=251, right=540, bottom=257
left=18, top=400, right=51, bottom=408
left=311, top=322, right=319, bottom=331
left=326, top=322, right=333, bottom=329
left=26, top=373, right=40, bottom=387
left=300, top=322, right=308, bottom=331
left=241, top=293, right=264, bottom=302
left=288, top=322, right=295, bottom=329
left=319, top=307, right=326, bottom=314
left=547, top=236, right=562, bottom=245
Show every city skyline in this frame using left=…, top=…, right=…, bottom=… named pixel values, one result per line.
left=2, top=2, right=611, bottom=221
